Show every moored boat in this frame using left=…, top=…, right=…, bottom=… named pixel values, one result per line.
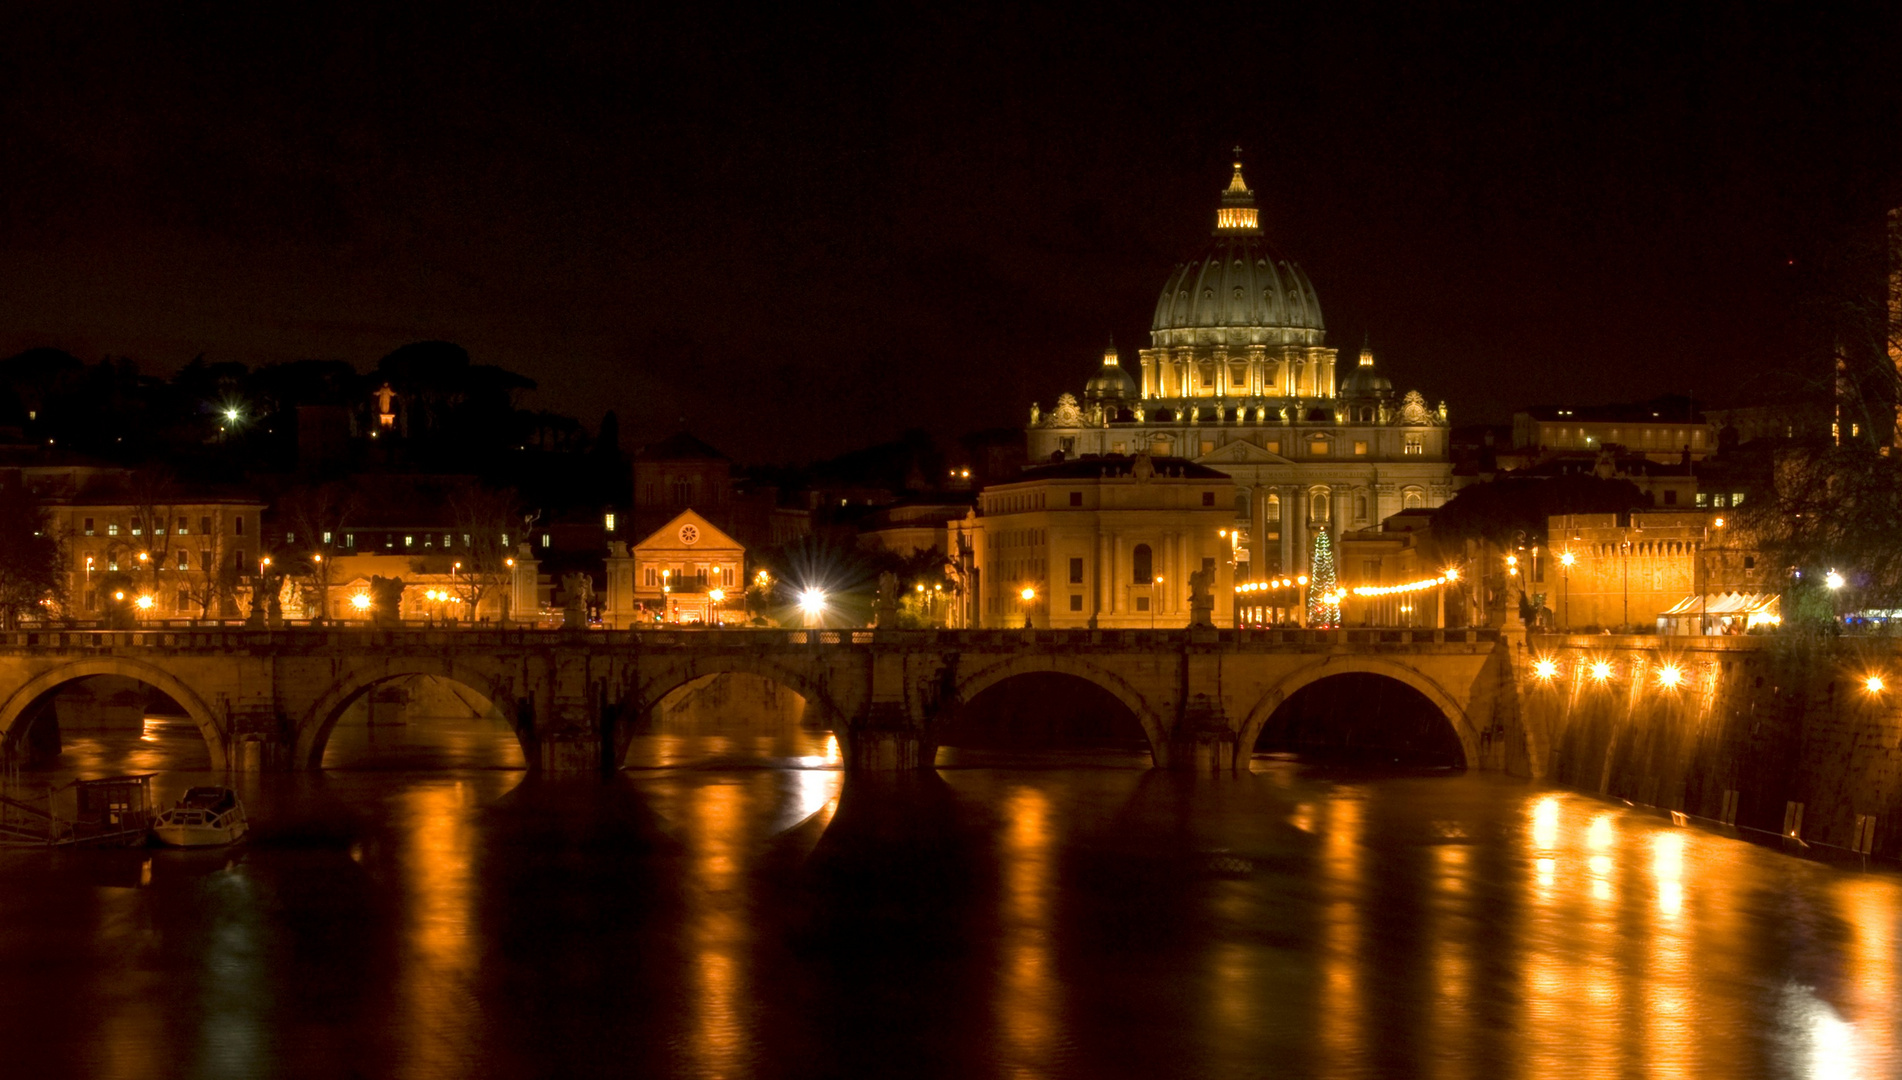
left=151, top=787, right=249, bottom=847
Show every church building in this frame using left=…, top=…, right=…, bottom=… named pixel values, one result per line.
left=1026, top=155, right=1455, bottom=579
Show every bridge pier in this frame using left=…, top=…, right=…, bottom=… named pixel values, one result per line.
left=844, top=703, right=935, bottom=770
left=1169, top=694, right=1239, bottom=773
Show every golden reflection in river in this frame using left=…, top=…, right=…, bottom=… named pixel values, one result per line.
left=1315, top=796, right=1363, bottom=1080
left=1831, top=877, right=1898, bottom=1077
left=94, top=884, right=167, bottom=1080
left=1429, top=843, right=1473, bottom=1080
left=1522, top=797, right=1620, bottom=1077
left=997, top=785, right=1057, bottom=1079
left=687, top=781, right=751, bottom=1079
left=398, top=781, right=480, bottom=1080
left=1646, top=830, right=1692, bottom=1080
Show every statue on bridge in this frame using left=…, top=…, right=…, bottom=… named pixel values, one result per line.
left=1188, top=566, right=1215, bottom=628
left=368, top=575, right=405, bottom=627
left=871, top=571, right=901, bottom=628
left=560, top=573, right=594, bottom=629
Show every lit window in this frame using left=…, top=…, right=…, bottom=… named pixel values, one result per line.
left=1353, top=441, right=1368, bottom=455
left=1309, top=440, right=1329, bottom=455
left=404, top=535, right=414, bottom=548
left=345, top=533, right=356, bottom=548
left=322, top=531, right=332, bottom=544
left=177, top=551, right=189, bottom=570
left=541, top=533, right=551, bottom=548
left=109, top=521, right=119, bottom=536
left=605, top=513, right=616, bottom=530
left=83, top=518, right=94, bottom=536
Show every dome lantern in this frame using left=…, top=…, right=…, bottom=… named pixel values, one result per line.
left=1215, top=147, right=1261, bottom=235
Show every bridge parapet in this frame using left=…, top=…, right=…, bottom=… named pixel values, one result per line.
left=0, top=626, right=1503, bottom=655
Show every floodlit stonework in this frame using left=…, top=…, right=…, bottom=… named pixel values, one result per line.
left=1027, top=154, right=1454, bottom=579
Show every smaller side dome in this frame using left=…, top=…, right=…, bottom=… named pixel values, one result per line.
left=1082, top=339, right=1138, bottom=404
left=1340, top=344, right=1394, bottom=398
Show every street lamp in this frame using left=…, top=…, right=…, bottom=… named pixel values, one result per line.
left=799, top=587, right=827, bottom=629
left=1019, top=585, right=1036, bottom=629
left=1558, top=551, right=1575, bottom=630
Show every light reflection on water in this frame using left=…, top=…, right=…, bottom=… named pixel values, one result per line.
left=0, top=719, right=1899, bottom=1078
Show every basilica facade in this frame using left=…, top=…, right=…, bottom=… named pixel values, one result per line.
left=1026, top=156, right=1454, bottom=579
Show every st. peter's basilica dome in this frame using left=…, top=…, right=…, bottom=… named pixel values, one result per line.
left=1148, top=158, right=1326, bottom=351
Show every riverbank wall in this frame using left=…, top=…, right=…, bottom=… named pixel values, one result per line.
left=1516, top=633, right=1902, bottom=861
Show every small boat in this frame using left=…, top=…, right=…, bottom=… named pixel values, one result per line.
left=150, top=787, right=249, bottom=848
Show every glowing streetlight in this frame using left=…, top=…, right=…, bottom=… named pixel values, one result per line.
left=223, top=407, right=240, bottom=423
left=799, top=588, right=827, bottom=616
left=1590, top=660, right=1613, bottom=682
left=1533, top=658, right=1558, bottom=680
left=709, top=587, right=725, bottom=603
left=1559, top=552, right=1575, bottom=568
left=134, top=594, right=154, bottom=611
left=1826, top=569, right=1845, bottom=591
left=1657, top=664, right=1684, bottom=689
left=1020, top=586, right=1036, bottom=602
left=1866, top=674, right=1886, bottom=694
left=351, top=593, right=372, bottom=613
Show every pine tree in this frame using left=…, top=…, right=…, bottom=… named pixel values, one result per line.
left=1308, top=529, right=1339, bottom=628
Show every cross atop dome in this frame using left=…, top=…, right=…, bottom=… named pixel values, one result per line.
left=1215, top=148, right=1260, bottom=234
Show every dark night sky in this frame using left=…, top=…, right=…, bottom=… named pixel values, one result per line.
left=3, top=3, right=1900, bottom=462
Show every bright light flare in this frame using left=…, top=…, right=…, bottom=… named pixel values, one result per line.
left=1657, top=664, right=1684, bottom=689
left=1559, top=552, right=1575, bottom=568
left=1019, top=586, right=1036, bottom=602
left=134, top=594, right=154, bottom=610
left=351, top=594, right=372, bottom=611
left=708, top=587, right=726, bottom=603
left=1590, top=660, right=1614, bottom=682
left=1866, top=674, right=1886, bottom=694
left=1826, top=569, right=1845, bottom=590
left=1533, top=658, right=1558, bottom=680
left=799, top=588, right=827, bottom=615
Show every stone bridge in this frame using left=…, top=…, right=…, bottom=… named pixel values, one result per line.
left=0, top=626, right=1528, bottom=775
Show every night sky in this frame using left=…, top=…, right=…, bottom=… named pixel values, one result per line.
left=4, top=3, right=1899, bottom=463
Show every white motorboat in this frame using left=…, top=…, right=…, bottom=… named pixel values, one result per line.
left=150, top=787, right=250, bottom=847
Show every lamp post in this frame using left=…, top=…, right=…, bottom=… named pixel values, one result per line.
left=1620, top=540, right=1631, bottom=631
left=1150, top=576, right=1162, bottom=629
left=1559, top=551, right=1574, bottom=631
left=1020, top=585, right=1036, bottom=630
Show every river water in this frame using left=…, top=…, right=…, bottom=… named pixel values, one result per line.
left=1, top=714, right=1898, bottom=1079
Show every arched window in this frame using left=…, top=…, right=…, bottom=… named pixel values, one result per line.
left=1266, top=493, right=1281, bottom=520
left=1309, top=487, right=1331, bottom=521
left=1402, top=487, right=1426, bottom=509
left=1132, top=543, right=1153, bottom=584
left=1355, top=494, right=1368, bottom=520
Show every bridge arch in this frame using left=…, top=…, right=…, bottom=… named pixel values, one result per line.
left=295, top=659, right=522, bottom=770
left=620, top=653, right=850, bottom=767
left=1236, top=655, right=1480, bottom=769
left=0, top=658, right=228, bottom=770
left=951, top=654, right=1167, bottom=765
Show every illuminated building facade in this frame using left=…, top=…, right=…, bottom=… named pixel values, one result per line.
left=605, top=509, right=746, bottom=627
left=953, top=455, right=1234, bottom=629
left=1027, top=154, right=1453, bottom=577
left=41, top=486, right=264, bottom=619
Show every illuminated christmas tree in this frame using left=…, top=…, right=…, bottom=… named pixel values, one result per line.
left=1308, top=529, right=1339, bottom=628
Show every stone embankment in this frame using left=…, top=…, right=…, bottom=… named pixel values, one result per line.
left=1515, top=633, right=1901, bottom=861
